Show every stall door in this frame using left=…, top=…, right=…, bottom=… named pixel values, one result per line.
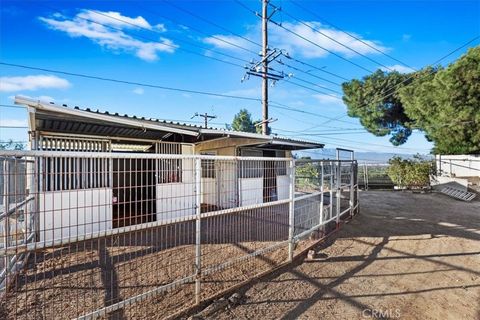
left=112, top=158, right=157, bottom=228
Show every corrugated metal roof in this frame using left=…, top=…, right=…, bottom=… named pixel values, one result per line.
left=16, top=96, right=324, bottom=149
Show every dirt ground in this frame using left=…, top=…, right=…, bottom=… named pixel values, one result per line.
left=1, top=203, right=297, bottom=319
left=212, top=191, right=480, bottom=320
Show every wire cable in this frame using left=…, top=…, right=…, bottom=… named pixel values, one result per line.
left=288, top=0, right=416, bottom=70
left=272, top=3, right=395, bottom=71
left=270, top=20, right=374, bottom=73
left=163, top=0, right=262, bottom=48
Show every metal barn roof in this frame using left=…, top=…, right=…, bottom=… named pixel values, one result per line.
left=15, top=96, right=324, bottom=150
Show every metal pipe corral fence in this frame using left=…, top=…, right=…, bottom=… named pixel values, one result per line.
left=0, top=151, right=359, bottom=319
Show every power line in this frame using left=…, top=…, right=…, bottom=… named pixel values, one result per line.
left=282, top=78, right=342, bottom=98
left=284, top=76, right=343, bottom=95
left=275, top=60, right=342, bottom=86
left=38, top=3, right=249, bottom=69
left=137, top=3, right=259, bottom=55
left=287, top=56, right=350, bottom=81
left=287, top=0, right=416, bottom=70
left=271, top=3, right=395, bottom=72
left=89, top=8, right=250, bottom=63
left=0, top=62, right=258, bottom=101
left=233, top=0, right=354, bottom=83
left=60, top=6, right=337, bottom=98
left=316, top=35, right=480, bottom=128
left=163, top=0, right=262, bottom=48
left=270, top=20, right=374, bottom=73
left=0, top=62, right=359, bottom=129
left=293, top=133, right=432, bottom=152
left=269, top=101, right=358, bottom=125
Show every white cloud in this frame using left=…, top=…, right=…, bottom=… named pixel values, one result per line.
left=0, top=119, right=28, bottom=127
left=39, top=10, right=177, bottom=61
left=402, top=34, right=411, bottom=42
left=381, top=65, right=415, bottom=73
left=132, top=87, right=144, bottom=95
left=77, top=10, right=153, bottom=29
left=313, top=93, right=344, bottom=106
left=204, top=21, right=388, bottom=59
left=204, top=34, right=256, bottom=51
left=270, top=21, right=388, bottom=59
left=0, top=75, right=71, bottom=92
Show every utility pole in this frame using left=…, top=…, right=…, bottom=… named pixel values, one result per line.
left=242, top=0, right=285, bottom=136
left=261, top=0, right=269, bottom=136
left=191, top=112, right=217, bottom=128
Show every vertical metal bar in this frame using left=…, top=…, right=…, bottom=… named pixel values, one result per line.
left=355, top=161, right=360, bottom=215
left=336, top=160, right=341, bottom=228
left=329, top=161, right=333, bottom=221
left=194, top=157, right=202, bottom=304
left=349, top=154, right=354, bottom=218
left=3, top=160, right=10, bottom=280
left=288, top=159, right=295, bottom=262
left=319, top=161, right=324, bottom=235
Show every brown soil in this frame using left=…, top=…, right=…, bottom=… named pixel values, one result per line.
left=212, top=191, right=480, bottom=320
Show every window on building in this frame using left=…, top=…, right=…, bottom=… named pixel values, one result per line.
left=239, top=149, right=263, bottom=178
left=201, top=152, right=216, bottom=178
left=157, top=142, right=182, bottom=183
left=40, top=137, right=110, bottom=191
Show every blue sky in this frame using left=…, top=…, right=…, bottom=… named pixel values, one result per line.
left=1, top=0, right=479, bottom=155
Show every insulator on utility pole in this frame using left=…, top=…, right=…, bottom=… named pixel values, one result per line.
left=192, top=112, right=217, bottom=128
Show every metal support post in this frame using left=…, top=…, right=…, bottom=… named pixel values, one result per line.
left=288, top=159, right=295, bottom=261
left=349, top=154, right=355, bottom=218
left=319, top=162, right=324, bottom=236
left=336, top=161, right=341, bottom=229
left=329, top=161, right=333, bottom=222
left=3, top=160, right=10, bottom=288
left=194, top=158, right=202, bottom=304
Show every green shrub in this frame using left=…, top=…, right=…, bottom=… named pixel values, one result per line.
left=387, top=156, right=433, bottom=188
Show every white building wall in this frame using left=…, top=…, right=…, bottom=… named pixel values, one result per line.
left=277, top=175, right=290, bottom=200
left=436, top=154, right=480, bottom=177
left=156, top=145, right=196, bottom=221
left=239, top=178, right=263, bottom=206
left=39, top=188, right=112, bottom=242
left=201, top=178, right=216, bottom=206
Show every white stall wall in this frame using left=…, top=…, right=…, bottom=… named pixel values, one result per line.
left=239, top=178, right=263, bottom=206
left=217, top=161, right=238, bottom=209
left=156, top=183, right=195, bottom=220
left=277, top=175, right=290, bottom=200
left=156, top=145, right=196, bottom=221
left=39, top=188, right=112, bottom=242
left=201, top=178, right=217, bottom=206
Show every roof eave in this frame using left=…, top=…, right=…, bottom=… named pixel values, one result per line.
left=15, top=96, right=199, bottom=137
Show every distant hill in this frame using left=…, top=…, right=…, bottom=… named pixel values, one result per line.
left=295, top=148, right=432, bottom=163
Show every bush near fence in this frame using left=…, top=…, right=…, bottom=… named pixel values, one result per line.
left=387, top=156, right=434, bottom=189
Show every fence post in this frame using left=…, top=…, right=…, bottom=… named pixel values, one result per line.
left=288, top=159, right=295, bottom=262
left=349, top=154, right=354, bottom=218
left=194, top=157, right=202, bottom=305
left=365, top=164, right=369, bottom=191
left=356, top=162, right=360, bottom=215
left=329, top=161, right=333, bottom=222
left=336, top=160, right=341, bottom=229
left=319, top=161, right=324, bottom=237
left=3, top=160, right=10, bottom=288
